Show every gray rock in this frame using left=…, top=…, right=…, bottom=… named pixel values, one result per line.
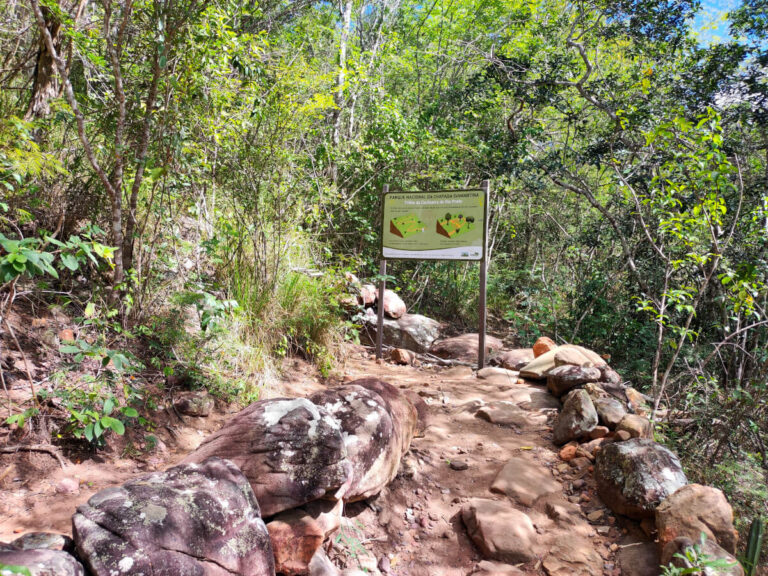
left=476, top=401, right=548, bottom=428
left=546, top=365, right=602, bottom=397
left=592, top=397, right=627, bottom=429
left=0, top=548, right=85, bottom=576
left=73, top=458, right=274, bottom=576
left=174, top=391, right=214, bottom=416
left=183, top=398, right=351, bottom=517
left=595, top=438, right=687, bottom=519
left=10, top=533, right=73, bottom=553
left=363, top=313, right=442, bottom=353
left=552, top=389, right=598, bottom=445
left=310, top=384, right=405, bottom=501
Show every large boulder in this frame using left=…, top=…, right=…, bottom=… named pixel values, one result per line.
left=351, top=378, right=418, bottom=459
left=520, top=344, right=606, bottom=380
left=655, top=484, right=738, bottom=554
left=309, top=384, right=403, bottom=501
left=461, top=499, right=537, bottom=563
left=183, top=398, right=351, bottom=517
left=595, top=439, right=687, bottom=519
left=72, top=457, right=274, bottom=576
left=546, top=365, right=602, bottom=397
left=0, top=548, right=85, bottom=576
left=491, top=348, right=534, bottom=370
left=552, top=389, right=598, bottom=445
left=518, top=349, right=558, bottom=379
left=431, top=333, right=504, bottom=363
left=375, top=288, right=406, bottom=319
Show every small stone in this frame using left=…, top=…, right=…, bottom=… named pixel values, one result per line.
left=55, top=478, right=80, bottom=495
left=450, top=460, right=469, bottom=471
left=559, top=444, right=579, bottom=461
left=587, top=510, right=604, bottom=523
left=590, top=426, right=610, bottom=439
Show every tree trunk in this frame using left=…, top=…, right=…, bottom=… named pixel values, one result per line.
left=25, top=5, right=61, bottom=119
left=331, top=0, right=352, bottom=182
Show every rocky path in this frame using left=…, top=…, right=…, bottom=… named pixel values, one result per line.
left=0, top=344, right=659, bottom=576
left=327, top=349, right=629, bottom=576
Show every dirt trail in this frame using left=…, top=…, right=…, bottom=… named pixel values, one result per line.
left=0, top=344, right=629, bottom=575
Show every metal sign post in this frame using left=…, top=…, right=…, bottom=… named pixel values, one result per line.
left=375, top=184, right=389, bottom=360
left=376, top=181, right=491, bottom=367
left=478, top=179, right=489, bottom=368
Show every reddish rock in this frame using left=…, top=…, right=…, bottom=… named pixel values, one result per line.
left=589, top=426, right=609, bottom=439
left=461, top=499, right=537, bottom=563
left=375, top=288, right=406, bottom=319
left=359, top=284, right=377, bottom=306
left=616, top=414, right=652, bottom=439
left=267, top=501, right=342, bottom=576
left=559, top=443, right=578, bottom=461
left=390, top=348, right=412, bottom=365
left=58, top=329, right=75, bottom=342
left=532, top=336, right=557, bottom=358
left=431, top=333, right=504, bottom=363
left=655, top=484, right=738, bottom=554
left=490, top=457, right=560, bottom=506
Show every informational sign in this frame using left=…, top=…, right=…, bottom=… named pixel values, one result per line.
left=381, top=189, right=487, bottom=260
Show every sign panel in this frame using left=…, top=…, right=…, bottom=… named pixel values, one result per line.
left=381, top=189, right=487, bottom=260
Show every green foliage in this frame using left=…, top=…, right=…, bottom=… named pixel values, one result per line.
left=742, top=515, right=765, bottom=576
left=0, top=564, right=32, bottom=576
left=660, top=533, right=740, bottom=575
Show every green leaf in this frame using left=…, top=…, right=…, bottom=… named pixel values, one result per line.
left=122, top=407, right=139, bottom=418
left=84, top=423, right=94, bottom=442
left=0, top=563, right=32, bottom=576
left=101, top=416, right=125, bottom=435
left=60, top=253, right=80, bottom=271
left=103, top=397, right=114, bottom=415
left=59, top=345, right=81, bottom=354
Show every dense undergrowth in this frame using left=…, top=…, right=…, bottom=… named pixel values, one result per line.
left=0, top=0, right=766, bottom=566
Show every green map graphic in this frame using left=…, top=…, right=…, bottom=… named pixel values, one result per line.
left=390, top=214, right=426, bottom=238
left=436, top=214, right=475, bottom=239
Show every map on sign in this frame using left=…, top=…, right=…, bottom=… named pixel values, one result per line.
left=381, top=190, right=486, bottom=260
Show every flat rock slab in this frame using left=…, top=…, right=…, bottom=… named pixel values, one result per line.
left=72, top=457, right=274, bottom=576
left=476, top=401, right=548, bottom=428
left=0, top=548, right=85, bottom=576
left=461, top=499, right=537, bottom=563
left=183, top=398, right=350, bottom=517
left=474, top=560, right=526, bottom=575
left=542, top=538, right=603, bottom=576
left=476, top=367, right=519, bottom=380
left=490, top=457, right=561, bottom=506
